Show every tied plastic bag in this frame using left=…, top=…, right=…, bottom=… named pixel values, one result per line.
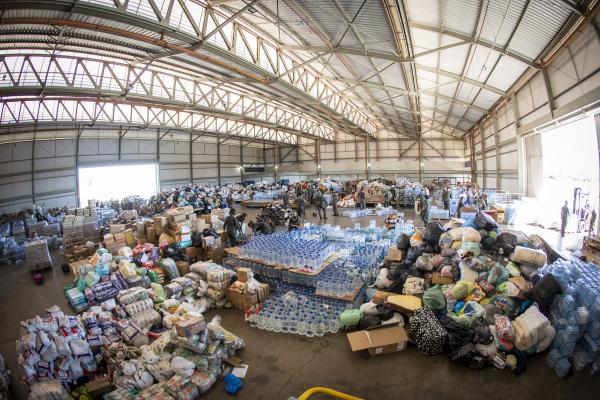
left=170, top=356, right=195, bottom=378
left=494, top=314, right=514, bottom=341
left=397, top=233, right=411, bottom=251
left=161, top=258, right=180, bottom=280
left=415, top=255, right=434, bottom=271
left=84, top=271, right=100, bottom=288
left=410, top=231, right=423, bottom=247
left=439, top=232, right=452, bottom=249
left=462, top=227, right=482, bottom=243
left=118, top=260, right=137, bottom=279
left=423, top=285, right=446, bottom=310
left=403, top=277, right=425, bottom=295
left=495, top=281, right=520, bottom=298
left=487, top=264, right=509, bottom=286
left=118, top=247, right=133, bottom=257
left=374, top=268, right=393, bottom=289
left=451, top=280, right=475, bottom=300
left=449, top=227, right=464, bottom=241
left=475, top=211, right=498, bottom=230
left=423, top=222, right=445, bottom=244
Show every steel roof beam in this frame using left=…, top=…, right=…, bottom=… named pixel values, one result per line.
left=416, top=64, right=506, bottom=96
left=410, top=22, right=541, bottom=69
left=279, top=44, right=412, bottom=63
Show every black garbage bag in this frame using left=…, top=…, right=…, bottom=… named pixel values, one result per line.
left=422, top=243, right=435, bottom=254
left=449, top=344, right=487, bottom=370
left=423, top=222, right=445, bottom=244
left=359, top=315, right=381, bottom=330
left=481, top=235, right=496, bottom=251
left=406, top=246, right=424, bottom=264
left=530, top=273, right=563, bottom=315
left=397, top=233, right=411, bottom=251
left=472, top=317, right=493, bottom=344
left=475, top=211, right=498, bottom=230
left=442, top=318, right=473, bottom=352
left=496, top=232, right=518, bottom=255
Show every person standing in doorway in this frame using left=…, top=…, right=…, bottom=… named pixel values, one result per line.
left=224, top=208, right=240, bottom=247
left=442, top=186, right=450, bottom=210
left=561, top=200, right=570, bottom=237
left=589, top=208, right=597, bottom=236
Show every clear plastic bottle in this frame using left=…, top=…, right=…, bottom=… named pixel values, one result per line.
left=329, top=317, right=340, bottom=334
left=273, top=313, right=283, bottom=333
left=281, top=317, right=289, bottom=334
left=554, top=358, right=571, bottom=378
left=289, top=317, right=298, bottom=335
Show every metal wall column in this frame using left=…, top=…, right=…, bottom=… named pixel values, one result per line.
left=217, top=134, right=222, bottom=186
left=417, top=134, right=423, bottom=183
left=239, top=139, right=245, bottom=184
left=480, top=127, right=486, bottom=189
left=75, top=126, right=83, bottom=207
left=364, top=137, right=370, bottom=180
left=189, top=130, right=193, bottom=184
left=493, top=114, right=501, bottom=190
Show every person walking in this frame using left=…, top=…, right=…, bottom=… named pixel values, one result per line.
left=358, top=189, right=366, bottom=210
left=316, top=190, right=327, bottom=220
left=589, top=208, right=597, bottom=236
left=331, top=190, right=339, bottom=217
left=457, top=196, right=464, bottom=218
left=282, top=191, right=290, bottom=209
left=296, top=194, right=305, bottom=219
left=224, top=208, right=240, bottom=247
left=561, top=200, right=570, bottom=237
left=442, top=187, right=450, bottom=210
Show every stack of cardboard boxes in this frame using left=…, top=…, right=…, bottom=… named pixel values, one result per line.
left=174, top=316, right=206, bottom=339
left=226, top=267, right=269, bottom=310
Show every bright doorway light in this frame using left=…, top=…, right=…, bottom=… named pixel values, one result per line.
left=539, top=115, right=599, bottom=228
left=78, top=163, right=158, bottom=205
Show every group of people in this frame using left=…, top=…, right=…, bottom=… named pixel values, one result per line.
left=560, top=200, right=597, bottom=237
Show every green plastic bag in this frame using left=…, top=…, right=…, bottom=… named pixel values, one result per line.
left=461, top=241, right=481, bottom=257
left=148, top=269, right=158, bottom=283
left=135, top=267, right=148, bottom=276
left=76, top=277, right=86, bottom=292
left=340, top=309, right=362, bottom=329
left=151, top=283, right=165, bottom=303
left=423, top=285, right=446, bottom=310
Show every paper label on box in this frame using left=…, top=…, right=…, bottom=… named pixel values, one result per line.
left=396, top=342, right=404, bottom=351
left=375, top=347, right=382, bottom=354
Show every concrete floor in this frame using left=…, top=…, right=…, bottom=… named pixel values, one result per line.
left=1, top=205, right=599, bottom=399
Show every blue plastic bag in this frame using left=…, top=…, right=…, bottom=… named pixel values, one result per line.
left=224, top=373, right=243, bottom=394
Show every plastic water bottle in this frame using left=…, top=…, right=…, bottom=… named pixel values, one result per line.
left=554, top=358, right=571, bottom=378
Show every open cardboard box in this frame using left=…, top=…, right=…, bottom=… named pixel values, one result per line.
left=346, top=324, right=408, bottom=356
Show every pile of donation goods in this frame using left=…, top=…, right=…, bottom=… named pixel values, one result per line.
left=17, top=238, right=248, bottom=398
left=360, top=211, right=600, bottom=376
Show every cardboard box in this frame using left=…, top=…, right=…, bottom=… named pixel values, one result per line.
left=372, top=290, right=394, bottom=305
left=432, top=272, right=453, bottom=285
left=146, top=227, right=156, bottom=243
left=227, top=287, right=243, bottom=310
left=85, top=376, right=113, bottom=398
left=185, top=247, right=199, bottom=260
left=182, top=205, right=194, bottom=214
left=385, top=247, right=405, bottom=262
left=242, top=292, right=258, bottom=310
left=258, top=283, right=269, bottom=301
left=187, top=213, right=197, bottom=221
left=203, top=214, right=212, bottom=224
left=110, top=224, right=125, bottom=234
left=175, top=316, right=206, bottom=338
left=176, top=260, right=190, bottom=276
left=236, top=267, right=252, bottom=283
left=346, top=325, right=409, bottom=356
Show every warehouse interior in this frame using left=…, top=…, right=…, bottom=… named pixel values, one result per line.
left=1, top=0, right=600, bottom=399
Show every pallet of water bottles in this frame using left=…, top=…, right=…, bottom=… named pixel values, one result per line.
left=223, top=249, right=338, bottom=288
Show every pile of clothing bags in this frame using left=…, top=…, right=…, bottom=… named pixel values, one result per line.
left=371, top=211, right=563, bottom=372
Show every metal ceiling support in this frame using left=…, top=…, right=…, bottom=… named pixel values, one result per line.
left=556, top=0, right=587, bottom=16
left=0, top=7, right=372, bottom=137
left=215, top=133, right=221, bottom=185
left=422, top=91, right=488, bottom=114
left=542, top=67, right=557, bottom=118
left=410, top=22, right=541, bottom=69
left=333, top=131, right=338, bottom=163
left=470, top=133, right=476, bottom=183
left=416, top=64, right=506, bottom=96
left=413, top=41, right=469, bottom=59
left=315, top=139, right=320, bottom=178
left=278, top=45, right=412, bottom=63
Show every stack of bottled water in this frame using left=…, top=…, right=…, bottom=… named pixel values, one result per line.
left=248, top=283, right=364, bottom=336
left=253, top=190, right=282, bottom=201
left=238, top=232, right=336, bottom=270
left=543, top=259, right=600, bottom=376
left=428, top=207, right=450, bottom=220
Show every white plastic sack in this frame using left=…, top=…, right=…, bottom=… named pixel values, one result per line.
left=170, top=356, right=195, bottom=378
